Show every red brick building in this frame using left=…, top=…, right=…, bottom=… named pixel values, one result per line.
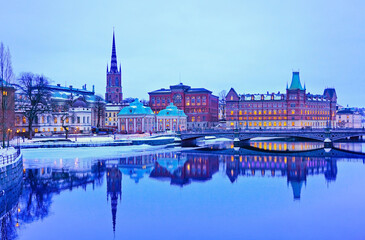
left=226, top=72, right=337, bottom=129
left=148, top=83, right=219, bottom=130
left=0, top=79, right=15, bottom=143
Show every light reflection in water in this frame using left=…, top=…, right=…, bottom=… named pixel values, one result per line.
left=1, top=145, right=365, bottom=240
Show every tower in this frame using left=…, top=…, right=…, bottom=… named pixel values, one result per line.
left=106, top=31, right=123, bottom=103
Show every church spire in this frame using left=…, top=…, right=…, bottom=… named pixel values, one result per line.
left=110, top=31, right=118, bottom=73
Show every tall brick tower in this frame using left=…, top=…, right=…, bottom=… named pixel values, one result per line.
left=106, top=31, right=123, bottom=103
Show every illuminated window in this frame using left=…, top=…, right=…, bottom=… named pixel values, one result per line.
left=202, top=96, right=206, bottom=105
left=34, top=128, right=38, bottom=133
left=54, top=128, right=57, bottom=132
left=254, top=111, right=257, bottom=115
left=66, top=117, right=69, bottom=123
left=249, top=122, right=252, bottom=126
left=239, top=110, right=242, bottom=115
left=291, top=110, right=295, bottom=115
left=54, top=117, right=57, bottom=124
left=264, top=122, right=267, bottom=126
left=269, top=122, right=272, bottom=126
left=230, top=122, right=234, bottom=126
left=231, top=111, right=234, bottom=115
left=192, top=117, right=195, bottom=122
left=273, top=122, right=277, bottom=126
left=284, top=122, right=287, bottom=126
left=292, top=122, right=295, bottom=126
left=22, top=116, right=26, bottom=124
left=259, top=122, right=262, bottom=126
left=186, top=97, right=190, bottom=106
left=231, top=96, right=233, bottom=100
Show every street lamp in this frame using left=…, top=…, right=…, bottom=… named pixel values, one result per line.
left=7, top=128, right=12, bottom=148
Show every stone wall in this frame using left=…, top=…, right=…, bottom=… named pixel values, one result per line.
left=0, top=154, right=23, bottom=219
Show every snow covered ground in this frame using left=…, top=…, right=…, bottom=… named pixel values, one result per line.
left=22, top=145, right=183, bottom=170
left=0, top=147, right=17, bottom=157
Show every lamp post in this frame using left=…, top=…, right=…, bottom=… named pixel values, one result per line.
left=7, top=128, right=12, bottom=148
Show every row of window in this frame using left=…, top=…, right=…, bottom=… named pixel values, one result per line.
left=230, top=110, right=330, bottom=116
left=230, top=121, right=328, bottom=127
left=16, top=115, right=90, bottom=124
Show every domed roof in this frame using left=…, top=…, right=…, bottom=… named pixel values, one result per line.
left=118, top=99, right=154, bottom=115
left=157, top=103, right=187, bottom=117
left=72, top=99, right=87, bottom=108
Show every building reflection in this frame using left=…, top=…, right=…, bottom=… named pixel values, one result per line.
left=0, top=159, right=106, bottom=240
left=224, top=154, right=337, bottom=199
left=106, top=165, right=122, bottom=234
left=150, top=152, right=219, bottom=186
left=0, top=149, right=349, bottom=239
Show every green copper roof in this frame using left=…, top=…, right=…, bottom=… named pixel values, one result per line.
left=118, top=99, right=154, bottom=115
left=157, top=103, right=187, bottom=117
left=288, top=72, right=305, bottom=90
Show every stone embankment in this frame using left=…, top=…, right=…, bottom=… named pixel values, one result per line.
left=0, top=148, right=23, bottom=219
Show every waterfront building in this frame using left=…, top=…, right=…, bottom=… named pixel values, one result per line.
left=148, top=83, right=219, bottom=130
left=15, top=84, right=104, bottom=135
left=336, top=108, right=362, bottom=128
left=105, top=31, right=123, bottom=104
left=105, top=103, right=122, bottom=129
left=225, top=72, right=337, bottom=129
left=0, top=78, right=16, bottom=140
left=156, top=103, right=187, bottom=131
left=117, top=99, right=155, bottom=133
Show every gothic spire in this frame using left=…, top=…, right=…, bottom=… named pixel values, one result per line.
left=110, top=31, right=118, bottom=73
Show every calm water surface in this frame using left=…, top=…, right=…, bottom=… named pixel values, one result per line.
left=2, top=142, right=365, bottom=240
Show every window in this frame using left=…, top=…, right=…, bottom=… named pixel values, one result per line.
left=231, top=111, right=234, bottom=115
left=202, top=96, right=206, bottom=105
left=186, top=97, right=190, bottom=106
left=197, top=96, right=201, bottom=106
left=54, top=117, right=57, bottom=124
left=77, top=117, right=80, bottom=124
left=191, top=97, right=195, bottom=105
left=192, top=117, right=195, bottom=122
left=22, top=116, right=26, bottom=124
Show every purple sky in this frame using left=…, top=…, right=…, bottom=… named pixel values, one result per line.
left=1, top=0, right=364, bottom=106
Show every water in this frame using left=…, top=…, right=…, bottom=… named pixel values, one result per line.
left=1, top=142, right=365, bottom=240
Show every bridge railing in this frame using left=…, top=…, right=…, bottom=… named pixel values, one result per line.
left=0, top=148, right=21, bottom=167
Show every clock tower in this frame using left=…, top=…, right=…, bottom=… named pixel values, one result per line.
left=106, top=31, right=123, bottom=103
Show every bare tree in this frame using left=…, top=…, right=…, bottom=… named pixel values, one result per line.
left=52, top=96, right=74, bottom=139
left=94, top=95, right=105, bottom=128
left=219, top=90, right=227, bottom=121
left=0, top=42, right=14, bottom=148
left=16, top=73, right=52, bottom=139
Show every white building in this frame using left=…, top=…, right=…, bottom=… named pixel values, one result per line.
left=156, top=103, right=187, bottom=131
left=336, top=108, right=362, bottom=128
left=117, top=99, right=155, bottom=133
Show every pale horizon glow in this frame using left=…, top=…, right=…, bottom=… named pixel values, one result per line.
left=1, top=0, right=364, bottom=106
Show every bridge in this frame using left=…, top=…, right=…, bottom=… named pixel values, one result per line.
left=179, top=128, right=365, bottom=142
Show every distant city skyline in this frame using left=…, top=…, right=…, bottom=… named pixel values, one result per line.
left=1, top=0, right=364, bottom=106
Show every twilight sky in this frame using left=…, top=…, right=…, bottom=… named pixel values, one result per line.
left=1, top=0, right=364, bottom=106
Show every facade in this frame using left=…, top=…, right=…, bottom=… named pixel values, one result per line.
left=117, top=99, right=155, bottom=133
left=148, top=83, right=219, bottom=130
left=156, top=103, right=187, bottom=131
left=0, top=79, right=16, bottom=140
left=226, top=72, right=337, bottom=129
left=105, top=104, right=122, bottom=129
left=15, top=84, right=103, bottom=135
left=105, top=31, right=123, bottom=104
left=336, top=108, right=362, bottom=128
